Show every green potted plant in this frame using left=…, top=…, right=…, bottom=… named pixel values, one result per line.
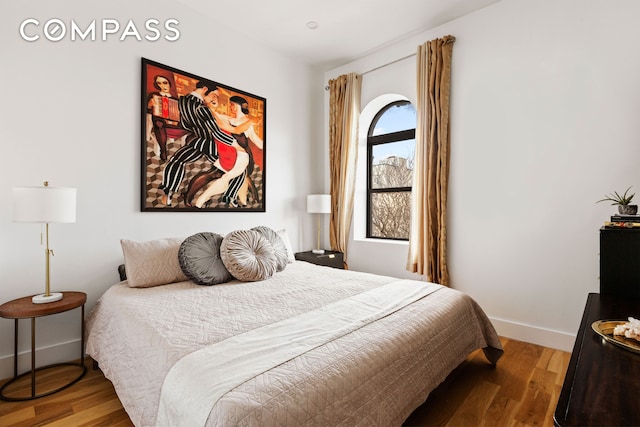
left=597, top=186, right=638, bottom=215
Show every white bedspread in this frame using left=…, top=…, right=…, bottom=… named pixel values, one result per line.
left=86, top=261, right=502, bottom=427
left=156, top=280, right=442, bottom=426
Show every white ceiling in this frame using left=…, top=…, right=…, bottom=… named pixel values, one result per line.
left=176, top=0, right=501, bottom=70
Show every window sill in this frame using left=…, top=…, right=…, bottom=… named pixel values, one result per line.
left=353, top=237, right=409, bottom=246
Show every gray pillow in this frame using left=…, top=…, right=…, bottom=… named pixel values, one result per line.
left=251, top=226, right=289, bottom=272
left=178, top=232, right=233, bottom=285
left=221, top=230, right=277, bottom=281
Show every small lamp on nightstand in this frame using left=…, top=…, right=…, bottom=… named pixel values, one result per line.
left=307, top=194, right=331, bottom=254
left=13, top=181, right=77, bottom=304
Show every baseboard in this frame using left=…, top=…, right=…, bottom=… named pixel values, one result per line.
left=0, top=338, right=82, bottom=381
left=490, top=317, right=576, bottom=353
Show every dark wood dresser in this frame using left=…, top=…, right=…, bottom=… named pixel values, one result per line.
left=554, top=293, right=640, bottom=426
left=600, top=227, right=640, bottom=298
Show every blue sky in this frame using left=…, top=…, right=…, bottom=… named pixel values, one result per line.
left=371, top=102, right=416, bottom=165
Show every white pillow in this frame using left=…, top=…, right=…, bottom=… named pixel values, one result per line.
left=120, top=237, right=188, bottom=287
left=277, top=229, right=295, bottom=263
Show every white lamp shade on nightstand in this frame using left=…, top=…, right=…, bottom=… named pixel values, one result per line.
left=306, top=194, right=331, bottom=214
left=12, top=182, right=77, bottom=304
left=13, top=185, right=77, bottom=223
left=307, top=194, right=331, bottom=254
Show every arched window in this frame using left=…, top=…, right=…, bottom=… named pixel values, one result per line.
left=366, top=101, right=416, bottom=240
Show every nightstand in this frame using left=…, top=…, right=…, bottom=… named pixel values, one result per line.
left=0, top=291, right=87, bottom=401
left=295, top=250, right=344, bottom=269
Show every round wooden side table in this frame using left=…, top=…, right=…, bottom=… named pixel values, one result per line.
left=0, top=291, right=87, bottom=401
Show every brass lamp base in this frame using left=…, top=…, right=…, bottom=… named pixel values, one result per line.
left=32, top=293, right=63, bottom=304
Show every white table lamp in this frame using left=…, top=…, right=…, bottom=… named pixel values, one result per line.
left=307, top=194, right=331, bottom=254
left=13, top=181, right=77, bottom=304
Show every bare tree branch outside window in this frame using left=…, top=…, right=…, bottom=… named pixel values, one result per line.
left=367, top=100, right=416, bottom=240
left=370, top=156, right=413, bottom=239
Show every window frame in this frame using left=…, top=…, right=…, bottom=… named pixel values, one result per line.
left=366, top=100, right=415, bottom=241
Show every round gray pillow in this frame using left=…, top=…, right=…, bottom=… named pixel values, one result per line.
left=251, top=226, right=289, bottom=272
left=221, top=230, right=277, bottom=281
left=178, top=232, right=233, bottom=285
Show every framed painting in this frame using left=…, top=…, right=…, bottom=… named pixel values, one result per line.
left=141, top=58, right=266, bottom=211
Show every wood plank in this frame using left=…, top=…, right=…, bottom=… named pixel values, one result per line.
left=513, top=367, right=556, bottom=426
left=446, top=380, right=499, bottom=426
left=44, top=399, right=129, bottom=427
left=492, top=339, right=544, bottom=402
left=0, top=406, right=36, bottom=426
left=482, top=394, right=519, bottom=427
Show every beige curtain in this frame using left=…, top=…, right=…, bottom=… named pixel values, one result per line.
left=328, top=73, right=361, bottom=269
left=406, top=35, right=455, bottom=285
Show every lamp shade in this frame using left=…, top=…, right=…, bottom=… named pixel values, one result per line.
left=13, top=184, right=77, bottom=223
left=307, top=194, right=331, bottom=214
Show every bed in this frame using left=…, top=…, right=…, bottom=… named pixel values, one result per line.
left=86, top=232, right=502, bottom=427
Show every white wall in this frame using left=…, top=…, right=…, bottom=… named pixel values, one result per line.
left=325, top=0, right=640, bottom=352
left=0, top=0, right=321, bottom=379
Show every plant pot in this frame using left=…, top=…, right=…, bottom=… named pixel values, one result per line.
left=618, top=204, right=638, bottom=215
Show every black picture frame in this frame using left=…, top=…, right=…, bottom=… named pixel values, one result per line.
left=141, top=58, right=266, bottom=212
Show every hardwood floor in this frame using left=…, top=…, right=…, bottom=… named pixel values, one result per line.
left=0, top=337, right=569, bottom=427
left=404, top=337, right=570, bottom=426
left=0, top=363, right=132, bottom=427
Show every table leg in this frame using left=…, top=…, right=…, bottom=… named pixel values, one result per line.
left=13, top=319, right=18, bottom=378
left=31, top=317, right=35, bottom=398
left=80, top=304, right=85, bottom=364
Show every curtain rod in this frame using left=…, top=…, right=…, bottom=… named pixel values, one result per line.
left=325, top=52, right=416, bottom=90
left=362, top=52, right=415, bottom=76
left=325, top=36, right=455, bottom=89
